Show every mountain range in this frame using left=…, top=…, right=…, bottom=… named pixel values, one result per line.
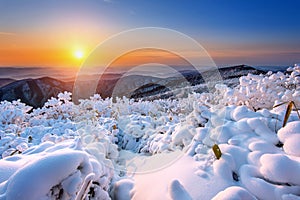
left=0, top=65, right=268, bottom=108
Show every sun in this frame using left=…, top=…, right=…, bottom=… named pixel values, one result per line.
left=74, top=50, right=84, bottom=59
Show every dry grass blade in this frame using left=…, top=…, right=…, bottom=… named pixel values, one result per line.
left=212, top=144, right=222, bottom=160
left=10, top=149, right=20, bottom=156
left=75, top=173, right=95, bottom=200
left=291, top=101, right=300, bottom=119
left=283, top=102, right=293, bottom=127
left=273, top=101, right=288, bottom=108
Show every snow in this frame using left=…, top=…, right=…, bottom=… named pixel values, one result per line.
left=212, top=186, right=256, bottom=200
left=278, top=121, right=300, bottom=156
left=111, top=179, right=134, bottom=200
left=0, top=140, right=113, bottom=200
left=0, top=64, right=299, bottom=199
left=260, top=154, right=300, bottom=185
left=168, top=180, right=192, bottom=200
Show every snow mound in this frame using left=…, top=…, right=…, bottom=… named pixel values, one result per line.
left=111, top=179, right=134, bottom=200
left=0, top=140, right=113, bottom=200
left=212, top=186, right=256, bottom=200
left=260, top=154, right=300, bottom=185
left=168, top=180, right=192, bottom=200
left=278, top=121, right=300, bottom=156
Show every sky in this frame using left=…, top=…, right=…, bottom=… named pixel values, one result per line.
left=0, top=0, right=300, bottom=68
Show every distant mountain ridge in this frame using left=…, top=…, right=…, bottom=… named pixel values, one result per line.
left=0, top=78, right=15, bottom=87
left=0, top=65, right=266, bottom=108
left=131, top=65, right=266, bottom=100
left=0, top=77, right=72, bottom=108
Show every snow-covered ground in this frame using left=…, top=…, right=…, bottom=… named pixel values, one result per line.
left=0, top=64, right=299, bottom=199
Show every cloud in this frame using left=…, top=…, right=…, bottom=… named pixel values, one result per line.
left=0, top=32, right=16, bottom=36
left=103, top=0, right=114, bottom=3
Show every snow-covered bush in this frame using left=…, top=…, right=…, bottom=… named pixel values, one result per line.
left=1, top=64, right=300, bottom=199
left=0, top=100, right=31, bottom=128
left=0, top=140, right=114, bottom=200
left=212, top=64, right=300, bottom=110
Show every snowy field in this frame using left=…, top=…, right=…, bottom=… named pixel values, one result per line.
left=0, top=65, right=299, bottom=200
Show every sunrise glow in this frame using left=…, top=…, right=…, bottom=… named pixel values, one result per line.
left=74, top=50, right=84, bottom=60
left=0, top=1, right=299, bottom=67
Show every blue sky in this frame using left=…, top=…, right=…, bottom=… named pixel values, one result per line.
left=0, top=0, right=299, bottom=66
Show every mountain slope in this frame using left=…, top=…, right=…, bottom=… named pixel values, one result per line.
left=0, top=78, right=15, bottom=87
left=0, top=65, right=266, bottom=107
left=131, top=65, right=266, bottom=99
left=0, top=77, right=72, bottom=108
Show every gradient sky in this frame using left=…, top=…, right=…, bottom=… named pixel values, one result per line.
left=0, top=0, right=299, bottom=68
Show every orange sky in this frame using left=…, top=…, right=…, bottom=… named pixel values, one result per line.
left=108, top=49, right=192, bottom=68
left=0, top=32, right=207, bottom=68
left=0, top=31, right=99, bottom=68
left=1, top=32, right=298, bottom=69
left=1, top=1, right=299, bottom=68
left=0, top=18, right=298, bottom=68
